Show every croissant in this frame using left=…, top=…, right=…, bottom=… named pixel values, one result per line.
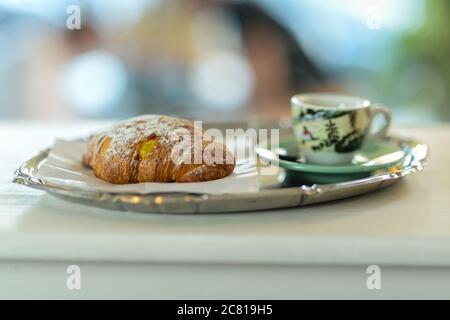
left=83, top=115, right=235, bottom=184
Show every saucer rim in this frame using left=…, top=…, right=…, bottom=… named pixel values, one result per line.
left=257, top=138, right=406, bottom=174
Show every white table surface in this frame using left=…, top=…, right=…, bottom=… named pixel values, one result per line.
left=1, top=121, right=450, bottom=299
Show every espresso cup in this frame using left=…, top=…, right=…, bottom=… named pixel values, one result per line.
left=291, top=93, right=391, bottom=165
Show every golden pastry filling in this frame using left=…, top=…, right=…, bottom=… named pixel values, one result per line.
left=100, top=136, right=111, bottom=154
left=139, top=139, right=157, bottom=160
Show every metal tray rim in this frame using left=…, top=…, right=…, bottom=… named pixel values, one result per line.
left=12, top=136, right=428, bottom=213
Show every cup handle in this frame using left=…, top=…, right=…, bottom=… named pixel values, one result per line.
left=366, top=104, right=392, bottom=141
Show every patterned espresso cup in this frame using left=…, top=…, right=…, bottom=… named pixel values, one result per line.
left=291, top=93, right=392, bottom=165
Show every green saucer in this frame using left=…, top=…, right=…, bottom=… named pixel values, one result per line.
left=257, top=137, right=406, bottom=184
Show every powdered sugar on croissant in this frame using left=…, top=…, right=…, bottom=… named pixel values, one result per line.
left=83, top=115, right=235, bottom=184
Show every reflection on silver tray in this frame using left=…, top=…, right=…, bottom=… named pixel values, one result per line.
left=12, top=134, right=427, bottom=214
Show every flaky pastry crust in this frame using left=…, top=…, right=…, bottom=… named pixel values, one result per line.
left=83, top=115, right=235, bottom=184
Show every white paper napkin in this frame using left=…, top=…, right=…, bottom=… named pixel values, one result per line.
left=35, top=139, right=259, bottom=195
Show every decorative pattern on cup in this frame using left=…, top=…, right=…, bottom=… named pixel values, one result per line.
left=292, top=107, right=370, bottom=155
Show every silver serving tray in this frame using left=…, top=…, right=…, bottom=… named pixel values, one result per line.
left=12, top=133, right=427, bottom=214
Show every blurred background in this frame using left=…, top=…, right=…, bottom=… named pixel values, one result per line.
left=0, top=0, right=448, bottom=123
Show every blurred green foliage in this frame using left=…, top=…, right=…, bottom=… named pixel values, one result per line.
left=395, top=0, right=450, bottom=120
